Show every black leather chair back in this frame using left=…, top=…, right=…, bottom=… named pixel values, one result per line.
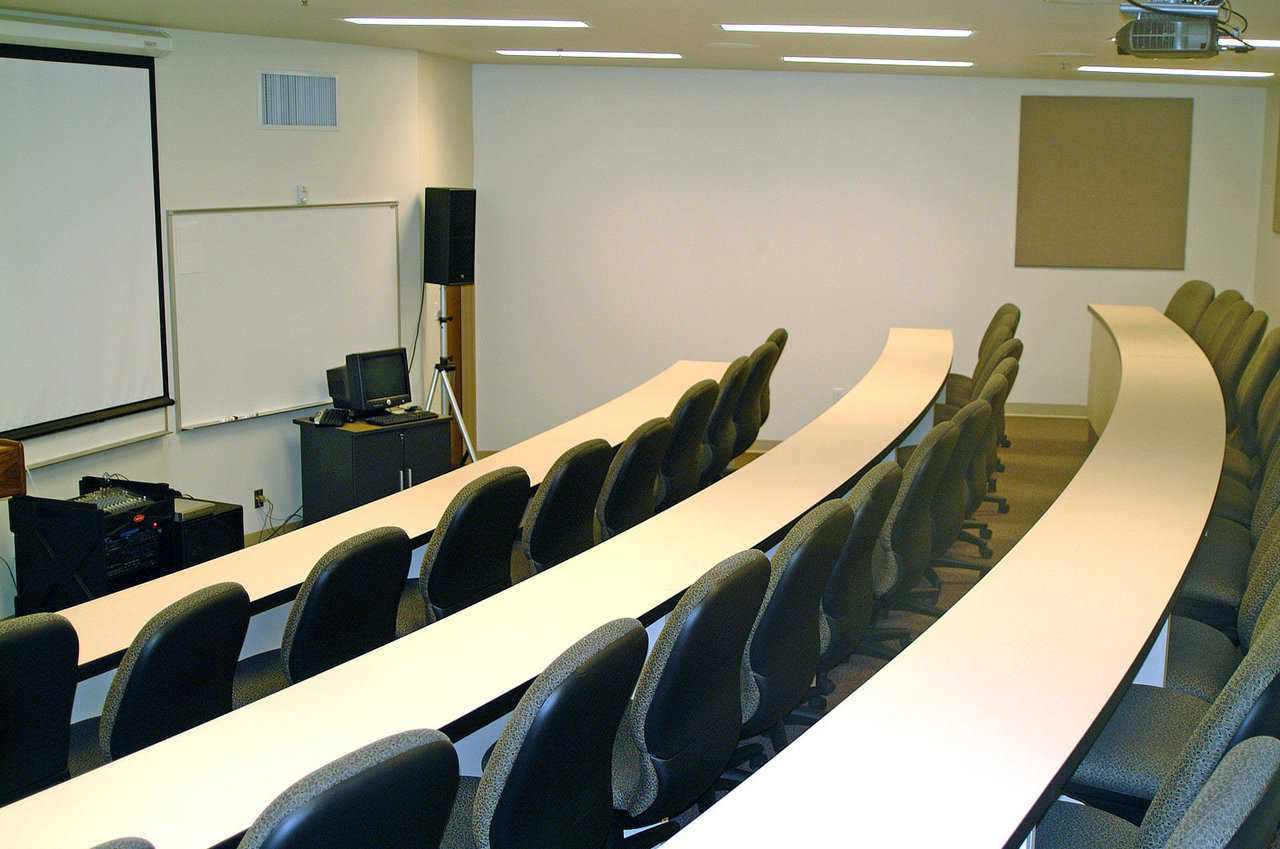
left=1165, top=280, right=1214, bottom=334
left=103, top=582, right=249, bottom=759
left=0, top=612, right=78, bottom=805
left=700, top=356, right=749, bottom=487
left=760, top=327, right=788, bottom=426
left=480, top=619, right=647, bottom=849
left=424, top=467, right=530, bottom=618
left=595, top=418, right=672, bottom=542
left=742, top=500, right=854, bottom=738
left=931, top=399, right=992, bottom=559
left=731, top=341, right=780, bottom=458
left=877, top=421, right=958, bottom=604
left=284, top=528, right=410, bottom=683
left=241, top=729, right=459, bottom=849
left=656, top=380, right=718, bottom=512
left=518, top=439, right=612, bottom=575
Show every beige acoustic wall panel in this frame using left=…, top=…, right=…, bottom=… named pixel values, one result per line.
left=1015, top=95, right=1193, bottom=269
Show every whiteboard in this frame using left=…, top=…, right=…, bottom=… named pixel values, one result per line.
left=168, top=202, right=400, bottom=429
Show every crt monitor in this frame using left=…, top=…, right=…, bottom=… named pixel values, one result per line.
left=327, top=347, right=411, bottom=413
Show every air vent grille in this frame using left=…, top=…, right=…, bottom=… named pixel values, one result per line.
left=260, top=72, right=338, bottom=128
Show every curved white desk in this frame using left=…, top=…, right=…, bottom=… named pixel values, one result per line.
left=664, top=305, right=1224, bottom=849
left=57, top=360, right=729, bottom=676
left=0, top=328, right=952, bottom=849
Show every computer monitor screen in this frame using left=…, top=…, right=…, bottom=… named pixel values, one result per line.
left=331, top=347, right=411, bottom=412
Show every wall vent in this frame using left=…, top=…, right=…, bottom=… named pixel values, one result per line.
left=260, top=72, right=338, bottom=129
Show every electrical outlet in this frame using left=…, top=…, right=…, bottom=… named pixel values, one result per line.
left=254, top=488, right=265, bottom=509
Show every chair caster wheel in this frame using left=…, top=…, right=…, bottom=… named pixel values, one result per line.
left=979, top=546, right=993, bottom=559
left=998, top=503, right=1010, bottom=514
left=979, top=528, right=993, bottom=540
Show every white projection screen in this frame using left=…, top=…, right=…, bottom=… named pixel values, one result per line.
left=0, top=45, right=170, bottom=443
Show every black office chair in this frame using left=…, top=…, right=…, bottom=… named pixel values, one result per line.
left=401, top=467, right=530, bottom=633
left=67, top=582, right=249, bottom=775
left=237, top=729, right=459, bottom=849
left=511, top=439, right=612, bottom=581
left=654, top=379, right=718, bottom=512
left=441, top=618, right=647, bottom=849
left=931, top=399, right=994, bottom=573
left=1165, top=279, right=1215, bottom=334
left=594, top=418, right=672, bottom=543
left=235, top=528, right=409, bottom=707
left=700, top=356, right=749, bottom=487
left=759, top=327, right=788, bottom=428
left=610, top=551, right=770, bottom=846
left=730, top=341, right=780, bottom=459
left=0, top=612, right=78, bottom=804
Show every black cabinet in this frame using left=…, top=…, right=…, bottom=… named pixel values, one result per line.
left=297, top=416, right=452, bottom=524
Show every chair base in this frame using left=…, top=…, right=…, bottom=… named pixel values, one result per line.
left=934, top=555, right=992, bottom=575
left=982, top=494, right=1010, bottom=514
left=956, top=530, right=993, bottom=558
left=963, top=520, right=993, bottom=539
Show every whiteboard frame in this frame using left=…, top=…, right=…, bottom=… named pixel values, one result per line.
left=165, top=201, right=401, bottom=431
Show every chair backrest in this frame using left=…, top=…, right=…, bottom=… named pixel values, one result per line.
left=1163, top=736, right=1280, bottom=849
left=972, top=337, right=1022, bottom=398
left=872, top=421, right=959, bottom=602
left=515, top=439, right=612, bottom=578
left=613, top=551, right=770, bottom=822
left=820, top=462, right=903, bottom=668
left=0, top=612, right=78, bottom=805
left=993, top=302, right=1021, bottom=331
left=759, top=327, right=788, bottom=426
left=966, top=373, right=1010, bottom=510
left=731, top=341, right=781, bottom=458
left=978, top=307, right=1018, bottom=361
left=1256, top=375, right=1280, bottom=468
left=1240, top=516, right=1280, bottom=653
left=283, top=527, right=410, bottom=684
left=1193, top=289, right=1245, bottom=352
left=1207, top=300, right=1257, bottom=369
left=1234, top=330, right=1280, bottom=455
left=1250, top=458, right=1280, bottom=546
left=701, top=356, right=749, bottom=487
left=1165, top=280, right=1215, bottom=334
left=100, top=582, right=249, bottom=761
left=423, top=467, right=530, bottom=619
left=975, top=322, right=1015, bottom=375
left=90, top=841, right=156, bottom=849
left=594, top=418, right=673, bottom=543
left=986, top=356, right=1020, bottom=463
left=1135, top=592, right=1280, bottom=849
left=1219, top=311, right=1269, bottom=432
left=741, top=500, right=854, bottom=737
left=931, top=399, right=993, bottom=560
left=237, top=729, right=459, bottom=849
left=470, top=618, right=648, bottom=849
left=656, top=379, right=719, bottom=512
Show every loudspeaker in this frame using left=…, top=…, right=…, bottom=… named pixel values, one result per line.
left=424, top=187, right=475, bottom=285
left=176, top=501, right=244, bottom=568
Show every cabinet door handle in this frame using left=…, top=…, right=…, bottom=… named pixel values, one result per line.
left=399, top=470, right=404, bottom=491
left=407, top=468, right=413, bottom=487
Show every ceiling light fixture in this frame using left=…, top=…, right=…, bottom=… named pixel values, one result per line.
left=783, top=56, right=974, bottom=68
left=1078, top=64, right=1274, bottom=78
left=496, top=50, right=682, bottom=59
left=723, top=24, right=972, bottom=38
left=344, top=18, right=588, bottom=28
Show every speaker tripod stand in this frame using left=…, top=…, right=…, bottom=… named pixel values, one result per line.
left=424, top=284, right=477, bottom=464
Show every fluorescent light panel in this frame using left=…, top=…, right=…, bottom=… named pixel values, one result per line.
left=344, top=17, right=588, bottom=27
left=1221, top=37, right=1280, bottom=48
left=496, top=50, right=681, bottom=59
left=784, top=56, right=974, bottom=68
left=1078, top=64, right=1274, bottom=78
left=724, top=24, right=971, bottom=37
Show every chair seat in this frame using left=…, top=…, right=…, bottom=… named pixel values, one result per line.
left=396, top=580, right=429, bottom=637
left=1035, top=800, right=1138, bottom=849
left=440, top=774, right=480, bottom=849
left=67, top=716, right=108, bottom=777
left=1068, top=684, right=1209, bottom=807
left=1172, top=517, right=1252, bottom=635
left=232, top=650, right=289, bottom=709
left=1166, top=615, right=1242, bottom=703
left=1212, top=476, right=1256, bottom=528
left=1222, top=446, right=1256, bottom=484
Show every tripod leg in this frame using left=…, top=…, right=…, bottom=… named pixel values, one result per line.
left=424, top=368, right=441, bottom=413
left=439, top=374, right=478, bottom=463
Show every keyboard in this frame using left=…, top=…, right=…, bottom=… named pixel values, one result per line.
left=365, top=410, right=439, bottom=427
left=313, top=408, right=350, bottom=427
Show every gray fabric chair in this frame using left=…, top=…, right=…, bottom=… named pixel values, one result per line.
left=1216, top=310, right=1267, bottom=432
left=936, top=337, right=1021, bottom=425
left=1066, top=584, right=1280, bottom=840
left=89, top=841, right=156, bottom=849
left=1165, top=280, right=1216, bottom=335
left=511, top=439, right=611, bottom=582
left=730, top=341, right=780, bottom=458
left=610, top=551, right=770, bottom=838
left=0, top=612, right=78, bottom=805
left=235, top=528, right=409, bottom=708
left=1037, top=736, right=1280, bottom=849
left=70, top=582, right=249, bottom=774
left=655, top=379, right=718, bottom=512
left=1192, top=290, right=1245, bottom=353
left=441, top=618, right=648, bottom=849
left=980, top=357, right=1019, bottom=509
left=594, top=418, right=672, bottom=543
left=1205, top=300, right=1256, bottom=372
left=700, top=357, right=749, bottom=487
left=238, top=729, right=459, bottom=849
left=931, top=399, right=994, bottom=572
left=941, top=320, right=1014, bottom=412
left=872, top=420, right=959, bottom=619
left=759, top=327, right=788, bottom=427
left=1224, top=330, right=1280, bottom=481
left=399, top=468, right=530, bottom=634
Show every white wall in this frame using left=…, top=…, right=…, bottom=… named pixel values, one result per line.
left=472, top=66, right=1267, bottom=449
left=0, top=31, right=473, bottom=616
left=1257, top=87, right=1280, bottom=317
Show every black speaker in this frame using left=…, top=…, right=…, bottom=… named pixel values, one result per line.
left=424, top=187, right=475, bottom=285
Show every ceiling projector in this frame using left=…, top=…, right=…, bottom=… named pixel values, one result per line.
left=1116, top=1, right=1223, bottom=58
